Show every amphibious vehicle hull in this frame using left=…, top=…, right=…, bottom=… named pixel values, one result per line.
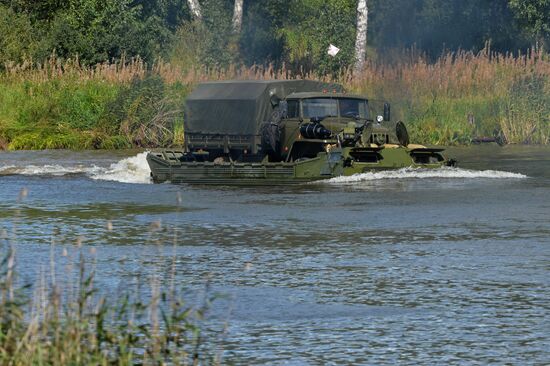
left=147, top=146, right=455, bottom=185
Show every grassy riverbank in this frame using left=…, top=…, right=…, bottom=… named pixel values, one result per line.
left=1, top=49, right=549, bottom=150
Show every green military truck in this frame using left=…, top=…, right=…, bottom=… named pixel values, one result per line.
left=147, top=80, right=455, bottom=185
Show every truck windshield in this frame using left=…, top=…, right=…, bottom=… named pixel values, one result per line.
left=338, top=98, right=368, bottom=119
left=302, top=98, right=338, bottom=118
left=302, top=98, right=368, bottom=119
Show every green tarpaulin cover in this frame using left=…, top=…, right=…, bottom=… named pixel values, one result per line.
left=185, top=80, right=343, bottom=135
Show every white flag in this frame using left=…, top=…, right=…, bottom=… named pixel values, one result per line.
left=327, top=44, right=340, bottom=57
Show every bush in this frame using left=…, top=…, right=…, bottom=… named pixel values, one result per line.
left=99, top=75, right=182, bottom=147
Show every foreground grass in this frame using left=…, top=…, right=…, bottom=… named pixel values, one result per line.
left=1, top=48, right=549, bottom=149
left=0, top=247, right=221, bottom=365
left=1, top=200, right=221, bottom=366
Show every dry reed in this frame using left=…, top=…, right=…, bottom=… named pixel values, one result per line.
left=1, top=46, right=549, bottom=145
left=1, top=192, right=222, bottom=365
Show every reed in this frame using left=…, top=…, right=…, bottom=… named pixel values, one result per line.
left=1, top=47, right=549, bottom=149
left=1, top=231, right=220, bottom=365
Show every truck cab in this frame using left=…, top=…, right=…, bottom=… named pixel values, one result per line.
left=277, top=92, right=392, bottom=162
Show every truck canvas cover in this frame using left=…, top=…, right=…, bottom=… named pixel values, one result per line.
left=185, top=80, right=343, bottom=136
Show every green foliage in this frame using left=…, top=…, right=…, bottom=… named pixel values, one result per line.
left=100, top=75, right=184, bottom=147
left=6, top=129, right=95, bottom=149
left=0, top=73, right=187, bottom=150
left=238, top=0, right=286, bottom=66
left=1, top=0, right=176, bottom=65
left=39, top=0, right=172, bottom=64
left=2, top=0, right=550, bottom=71
left=8, top=79, right=117, bottom=132
left=509, top=0, right=550, bottom=44
left=500, top=74, right=550, bottom=143
left=370, top=0, right=529, bottom=59
left=404, top=96, right=500, bottom=145
left=171, top=0, right=236, bottom=69
left=1, top=0, right=550, bottom=149
left=0, top=5, right=36, bottom=66
left=277, top=0, right=356, bottom=75
left=170, top=21, right=211, bottom=71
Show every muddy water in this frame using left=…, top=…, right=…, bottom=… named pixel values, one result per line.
left=0, top=146, right=549, bottom=364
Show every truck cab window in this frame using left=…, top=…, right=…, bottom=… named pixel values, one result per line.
left=339, top=99, right=368, bottom=119
left=287, top=100, right=299, bottom=118
left=302, top=98, right=338, bottom=118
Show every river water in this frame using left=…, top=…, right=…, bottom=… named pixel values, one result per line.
left=0, top=146, right=549, bottom=365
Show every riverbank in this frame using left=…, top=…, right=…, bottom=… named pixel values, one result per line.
left=1, top=49, right=549, bottom=150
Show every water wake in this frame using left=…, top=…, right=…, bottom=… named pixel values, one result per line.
left=0, top=152, right=152, bottom=184
left=89, top=152, right=151, bottom=184
left=0, top=153, right=527, bottom=185
left=326, top=167, right=527, bottom=184
left=0, top=164, right=102, bottom=176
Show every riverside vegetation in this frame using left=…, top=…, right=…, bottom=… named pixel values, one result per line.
left=1, top=194, right=222, bottom=365
left=1, top=0, right=550, bottom=150
left=0, top=48, right=549, bottom=150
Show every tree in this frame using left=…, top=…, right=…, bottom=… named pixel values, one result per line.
left=354, top=0, right=368, bottom=73
left=0, top=4, right=36, bottom=66
left=237, top=0, right=287, bottom=66
left=278, top=0, right=356, bottom=75
left=509, top=0, right=550, bottom=44
left=187, top=0, right=202, bottom=20
left=36, top=0, right=173, bottom=64
left=232, top=0, right=244, bottom=33
left=368, top=0, right=528, bottom=59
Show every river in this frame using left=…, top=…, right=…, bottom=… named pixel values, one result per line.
left=1, top=146, right=549, bottom=364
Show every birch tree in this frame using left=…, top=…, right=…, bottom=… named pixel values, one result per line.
left=354, top=0, right=368, bottom=73
left=187, top=0, right=202, bottom=20
left=232, top=0, right=244, bottom=33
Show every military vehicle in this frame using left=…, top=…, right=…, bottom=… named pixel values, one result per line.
left=147, top=80, right=456, bottom=185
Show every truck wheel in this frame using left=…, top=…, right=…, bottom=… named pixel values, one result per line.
left=396, top=121, right=410, bottom=146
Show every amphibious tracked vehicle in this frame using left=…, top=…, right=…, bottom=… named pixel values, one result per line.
left=147, top=80, right=456, bottom=185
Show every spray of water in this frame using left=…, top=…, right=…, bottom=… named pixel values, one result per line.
left=0, top=152, right=152, bottom=184
left=89, top=152, right=152, bottom=184
left=325, top=167, right=527, bottom=184
left=0, top=153, right=527, bottom=185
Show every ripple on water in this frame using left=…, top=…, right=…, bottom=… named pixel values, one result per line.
left=1, top=147, right=549, bottom=364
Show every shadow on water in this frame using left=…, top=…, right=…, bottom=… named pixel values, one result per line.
left=0, top=202, right=193, bottom=220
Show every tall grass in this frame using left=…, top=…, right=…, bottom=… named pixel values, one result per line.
left=1, top=47, right=549, bottom=149
left=347, top=47, right=550, bottom=144
left=1, top=212, right=221, bottom=365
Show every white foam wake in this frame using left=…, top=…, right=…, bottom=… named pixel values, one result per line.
left=0, top=155, right=527, bottom=185
left=0, top=152, right=152, bottom=184
left=325, top=167, right=527, bottom=184
left=89, top=152, right=151, bottom=184
left=0, top=164, right=102, bottom=176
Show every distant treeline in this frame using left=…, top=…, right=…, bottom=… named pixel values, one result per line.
left=1, top=0, right=549, bottom=74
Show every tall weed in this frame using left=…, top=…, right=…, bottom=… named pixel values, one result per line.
left=1, top=47, right=550, bottom=148
left=1, top=235, right=218, bottom=365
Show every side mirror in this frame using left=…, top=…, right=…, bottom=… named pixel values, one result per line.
left=383, top=102, right=391, bottom=121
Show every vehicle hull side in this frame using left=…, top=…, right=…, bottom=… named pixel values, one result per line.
left=147, top=147, right=452, bottom=185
